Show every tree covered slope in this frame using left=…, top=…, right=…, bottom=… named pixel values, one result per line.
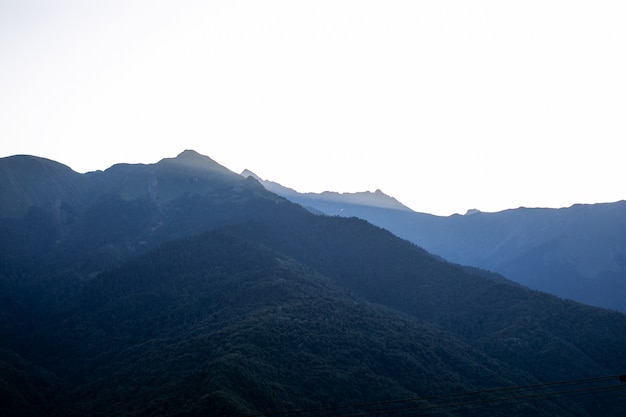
left=1, top=151, right=625, bottom=416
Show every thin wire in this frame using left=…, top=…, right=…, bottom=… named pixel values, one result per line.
left=241, top=374, right=625, bottom=417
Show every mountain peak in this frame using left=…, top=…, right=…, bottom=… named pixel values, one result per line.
left=157, top=150, right=232, bottom=175
left=174, top=149, right=212, bottom=163
left=177, top=149, right=200, bottom=157
left=241, top=169, right=262, bottom=181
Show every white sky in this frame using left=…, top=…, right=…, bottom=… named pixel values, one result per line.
left=1, top=0, right=625, bottom=215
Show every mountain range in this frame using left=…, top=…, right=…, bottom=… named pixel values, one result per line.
left=246, top=171, right=626, bottom=313
left=1, top=150, right=625, bottom=416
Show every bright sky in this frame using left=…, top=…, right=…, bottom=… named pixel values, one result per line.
left=1, top=1, right=625, bottom=215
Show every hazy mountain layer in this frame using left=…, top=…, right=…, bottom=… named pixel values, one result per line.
left=247, top=174, right=626, bottom=312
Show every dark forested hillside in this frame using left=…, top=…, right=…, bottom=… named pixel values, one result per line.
left=226, top=206, right=626, bottom=382
left=1, top=151, right=625, bottom=416
left=30, top=231, right=565, bottom=416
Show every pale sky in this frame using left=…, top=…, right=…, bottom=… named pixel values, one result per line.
left=1, top=1, right=625, bottom=215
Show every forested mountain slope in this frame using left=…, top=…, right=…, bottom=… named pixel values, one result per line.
left=227, top=206, right=626, bottom=383
left=1, top=151, right=625, bottom=416
left=32, top=231, right=568, bottom=417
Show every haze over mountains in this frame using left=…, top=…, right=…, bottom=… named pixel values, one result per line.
left=246, top=170, right=626, bottom=313
left=1, top=150, right=625, bottom=416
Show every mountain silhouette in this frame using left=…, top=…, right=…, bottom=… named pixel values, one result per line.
left=248, top=173, right=626, bottom=312
left=1, top=151, right=625, bottom=416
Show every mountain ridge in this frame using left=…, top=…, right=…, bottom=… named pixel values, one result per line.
left=241, top=169, right=413, bottom=214
left=247, top=172, right=626, bottom=312
left=2, top=150, right=626, bottom=416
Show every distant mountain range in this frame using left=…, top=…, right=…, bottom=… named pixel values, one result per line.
left=246, top=171, right=626, bottom=313
left=1, top=150, right=625, bottom=416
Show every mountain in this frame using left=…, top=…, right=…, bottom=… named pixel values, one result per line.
left=242, top=169, right=412, bottom=215
left=1, top=150, right=279, bottom=273
left=246, top=174, right=626, bottom=312
left=0, top=154, right=87, bottom=219
left=40, top=230, right=554, bottom=417
left=395, top=203, right=626, bottom=312
left=1, top=151, right=626, bottom=416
